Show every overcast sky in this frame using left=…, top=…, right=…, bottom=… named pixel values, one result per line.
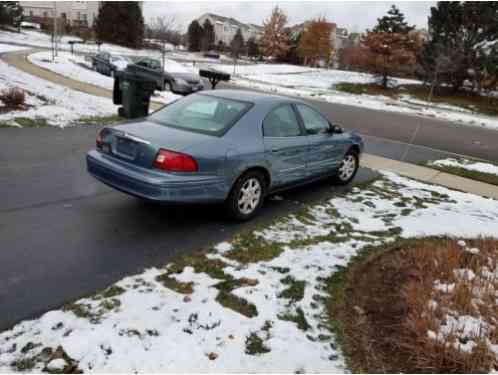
left=143, top=1, right=435, bottom=33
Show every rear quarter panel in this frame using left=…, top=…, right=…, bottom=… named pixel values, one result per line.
left=217, top=104, right=270, bottom=188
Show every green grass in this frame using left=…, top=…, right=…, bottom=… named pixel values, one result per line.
left=335, top=82, right=498, bottom=117
left=278, top=307, right=311, bottom=331
left=245, top=332, right=271, bottom=355
left=225, top=232, right=284, bottom=264
left=245, top=321, right=272, bottom=355
left=215, top=291, right=258, bottom=318
left=278, top=275, right=306, bottom=303
left=421, top=160, right=498, bottom=187
left=14, top=117, right=48, bottom=127
left=0, top=115, right=124, bottom=128
left=71, top=115, right=123, bottom=126
left=156, top=275, right=194, bottom=294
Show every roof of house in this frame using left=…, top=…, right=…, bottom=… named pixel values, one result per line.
left=198, top=13, right=263, bottom=32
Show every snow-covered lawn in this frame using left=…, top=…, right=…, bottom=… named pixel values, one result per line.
left=428, top=158, right=498, bottom=177
left=0, top=30, right=161, bottom=57
left=212, top=62, right=498, bottom=131
left=0, top=44, right=27, bottom=54
left=218, top=64, right=419, bottom=89
left=425, top=158, right=498, bottom=186
left=0, top=46, right=116, bottom=127
left=27, top=51, right=181, bottom=104
left=1, top=172, right=498, bottom=373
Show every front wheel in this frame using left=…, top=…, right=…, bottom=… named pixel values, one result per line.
left=163, top=81, right=172, bottom=91
left=225, top=171, right=266, bottom=221
left=334, top=150, right=359, bottom=185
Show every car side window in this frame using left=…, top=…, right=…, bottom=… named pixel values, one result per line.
left=296, top=104, right=330, bottom=135
left=263, top=105, right=302, bottom=137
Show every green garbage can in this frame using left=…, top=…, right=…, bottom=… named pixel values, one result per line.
left=114, top=71, right=156, bottom=119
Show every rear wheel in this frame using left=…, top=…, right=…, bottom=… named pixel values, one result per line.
left=164, top=81, right=172, bottom=91
left=225, top=171, right=266, bottom=221
left=334, top=150, right=359, bottom=185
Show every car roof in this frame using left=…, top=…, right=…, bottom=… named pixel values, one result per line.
left=202, top=89, right=304, bottom=106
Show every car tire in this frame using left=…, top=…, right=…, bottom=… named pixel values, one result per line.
left=225, top=171, right=266, bottom=221
left=333, top=149, right=359, bottom=185
left=164, top=81, right=172, bottom=91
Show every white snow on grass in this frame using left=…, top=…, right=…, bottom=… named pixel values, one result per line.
left=27, top=51, right=181, bottom=105
left=0, top=43, right=27, bottom=53
left=217, top=63, right=419, bottom=90
left=1, top=172, right=498, bottom=372
left=429, top=158, right=498, bottom=177
left=0, top=30, right=160, bottom=57
left=0, top=58, right=116, bottom=127
left=211, top=62, right=498, bottom=131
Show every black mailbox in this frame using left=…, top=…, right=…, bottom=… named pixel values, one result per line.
left=199, top=69, right=230, bottom=89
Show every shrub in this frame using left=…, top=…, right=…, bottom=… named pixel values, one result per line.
left=329, top=237, right=498, bottom=373
left=0, top=87, right=25, bottom=108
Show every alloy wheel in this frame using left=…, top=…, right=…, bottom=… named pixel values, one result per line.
left=338, top=154, right=357, bottom=182
left=237, top=178, right=262, bottom=215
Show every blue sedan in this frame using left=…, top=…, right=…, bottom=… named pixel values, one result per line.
left=87, top=90, right=364, bottom=220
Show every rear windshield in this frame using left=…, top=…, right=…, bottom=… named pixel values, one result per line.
left=149, top=94, right=253, bottom=136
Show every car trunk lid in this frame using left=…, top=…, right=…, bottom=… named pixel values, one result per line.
left=100, top=120, right=212, bottom=169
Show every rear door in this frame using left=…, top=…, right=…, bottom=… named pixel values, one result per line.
left=295, top=104, right=344, bottom=177
left=263, top=104, right=309, bottom=187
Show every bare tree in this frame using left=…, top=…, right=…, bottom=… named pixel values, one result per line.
left=150, top=15, right=177, bottom=70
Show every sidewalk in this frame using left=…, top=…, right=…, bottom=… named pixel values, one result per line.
left=362, top=154, right=498, bottom=200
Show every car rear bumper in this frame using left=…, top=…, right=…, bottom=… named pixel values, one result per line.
left=86, top=150, right=228, bottom=203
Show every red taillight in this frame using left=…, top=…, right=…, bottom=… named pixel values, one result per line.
left=96, top=132, right=103, bottom=149
left=153, top=149, right=198, bottom=172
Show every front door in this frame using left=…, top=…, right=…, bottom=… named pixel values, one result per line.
left=263, top=104, right=309, bottom=187
left=295, top=104, right=344, bottom=177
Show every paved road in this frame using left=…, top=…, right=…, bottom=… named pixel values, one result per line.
left=0, top=48, right=496, bottom=331
left=3, top=48, right=498, bottom=162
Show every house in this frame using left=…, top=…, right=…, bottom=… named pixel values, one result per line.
left=196, top=13, right=263, bottom=46
left=19, top=1, right=101, bottom=29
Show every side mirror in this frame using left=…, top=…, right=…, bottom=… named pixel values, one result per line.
left=329, top=123, right=344, bottom=134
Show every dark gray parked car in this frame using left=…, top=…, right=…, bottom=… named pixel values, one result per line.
left=91, top=52, right=131, bottom=77
left=87, top=90, right=364, bottom=221
left=127, top=57, right=204, bottom=95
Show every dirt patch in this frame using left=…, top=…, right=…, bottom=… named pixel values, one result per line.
left=327, top=237, right=498, bottom=373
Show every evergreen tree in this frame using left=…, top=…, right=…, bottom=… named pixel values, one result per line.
left=201, top=19, right=215, bottom=51
left=187, top=20, right=203, bottom=52
left=280, top=30, right=303, bottom=65
left=246, top=36, right=259, bottom=58
left=230, top=28, right=245, bottom=58
left=373, top=5, right=414, bottom=34
left=0, top=1, right=23, bottom=27
left=95, top=2, right=144, bottom=48
left=418, top=1, right=498, bottom=92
